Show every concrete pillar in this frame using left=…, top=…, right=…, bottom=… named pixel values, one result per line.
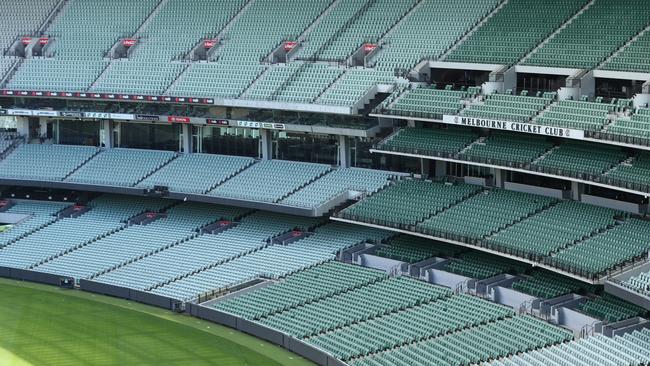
left=571, top=181, right=583, bottom=201
left=491, top=168, right=506, bottom=188
left=38, top=118, right=48, bottom=139
left=420, top=158, right=430, bottom=178
left=16, top=117, right=29, bottom=138
left=260, top=129, right=272, bottom=160
left=407, top=119, right=416, bottom=128
left=181, top=124, right=192, bottom=153
left=339, top=135, right=351, bottom=168
left=434, top=160, right=446, bottom=177
left=101, top=120, right=113, bottom=148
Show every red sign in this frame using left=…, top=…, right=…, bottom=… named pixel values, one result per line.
left=122, top=39, right=137, bottom=47
left=363, top=43, right=377, bottom=54
left=204, top=39, right=217, bottom=48
left=39, top=37, right=49, bottom=46
left=284, top=41, right=297, bottom=52
left=168, top=116, right=190, bottom=123
left=21, top=37, right=32, bottom=46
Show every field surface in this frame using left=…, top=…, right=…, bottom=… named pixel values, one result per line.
left=0, top=278, right=312, bottom=366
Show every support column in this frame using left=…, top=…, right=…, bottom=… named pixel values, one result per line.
left=38, top=118, right=48, bottom=139
left=571, top=181, right=583, bottom=201
left=407, top=119, right=416, bottom=128
left=491, top=168, right=505, bottom=188
left=434, top=160, right=446, bottom=177
left=260, top=129, right=272, bottom=160
left=101, top=120, right=114, bottom=148
left=16, top=117, right=29, bottom=138
left=181, top=124, right=192, bottom=153
left=339, top=135, right=351, bottom=168
left=420, top=158, right=430, bottom=178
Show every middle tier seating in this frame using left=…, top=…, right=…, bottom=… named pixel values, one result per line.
left=207, top=160, right=332, bottom=203
left=338, top=179, right=650, bottom=279
left=65, top=148, right=176, bottom=187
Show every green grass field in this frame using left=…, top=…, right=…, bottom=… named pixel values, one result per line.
left=0, top=278, right=313, bottom=366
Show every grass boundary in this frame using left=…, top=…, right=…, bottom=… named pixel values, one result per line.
left=0, top=277, right=313, bottom=366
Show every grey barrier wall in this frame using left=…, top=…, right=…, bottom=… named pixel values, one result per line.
left=189, top=303, right=346, bottom=366
left=0, top=266, right=74, bottom=286
left=79, top=279, right=182, bottom=311
left=605, top=280, right=650, bottom=311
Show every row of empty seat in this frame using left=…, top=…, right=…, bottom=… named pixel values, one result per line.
left=338, top=179, right=650, bottom=279
left=377, top=127, right=650, bottom=192
left=492, top=329, right=650, bottom=366
left=0, top=144, right=400, bottom=208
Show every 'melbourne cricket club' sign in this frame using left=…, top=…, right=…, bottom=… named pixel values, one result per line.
left=442, top=115, right=584, bottom=140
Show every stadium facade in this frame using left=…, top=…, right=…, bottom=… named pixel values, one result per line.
left=0, top=0, right=650, bottom=365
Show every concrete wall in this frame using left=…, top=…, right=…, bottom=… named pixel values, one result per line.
left=581, top=194, right=643, bottom=214
left=504, top=181, right=567, bottom=199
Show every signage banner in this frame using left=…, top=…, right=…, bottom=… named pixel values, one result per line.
left=206, top=118, right=229, bottom=126
left=122, top=39, right=137, bottom=47
left=6, top=109, right=33, bottom=116
left=38, top=37, right=49, bottom=46
left=33, top=110, right=59, bottom=117
left=21, top=37, right=32, bottom=46
left=60, top=111, right=83, bottom=118
left=284, top=41, right=297, bottom=52
left=168, top=116, right=190, bottom=123
left=363, top=43, right=377, bottom=54
left=83, top=112, right=111, bottom=119
left=135, top=114, right=160, bottom=121
left=441, top=115, right=585, bottom=140
left=204, top=39, right=217, bottom=48
left=109, top=113, right=134, bottom=120
left=236, top=120, right=285, bottom=130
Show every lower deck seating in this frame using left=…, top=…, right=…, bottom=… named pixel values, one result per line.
left=93, top=212, right=317, bottom=291
left=0, top=195, right=169, bottom=269
left=492, top=329, right=650, bottom=366
left=351, top=315, right=572, bottom=366
left=148, top=223, right=391, bottom=301
left=33, top=203, right=233, bottom=279
left=305, top=293, right=513, bottom=360
left=213, top=262, right=389, bottom=320
left=0, top=200, right=68, bottom=246
left=258, top=276, right=452, bottom=338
